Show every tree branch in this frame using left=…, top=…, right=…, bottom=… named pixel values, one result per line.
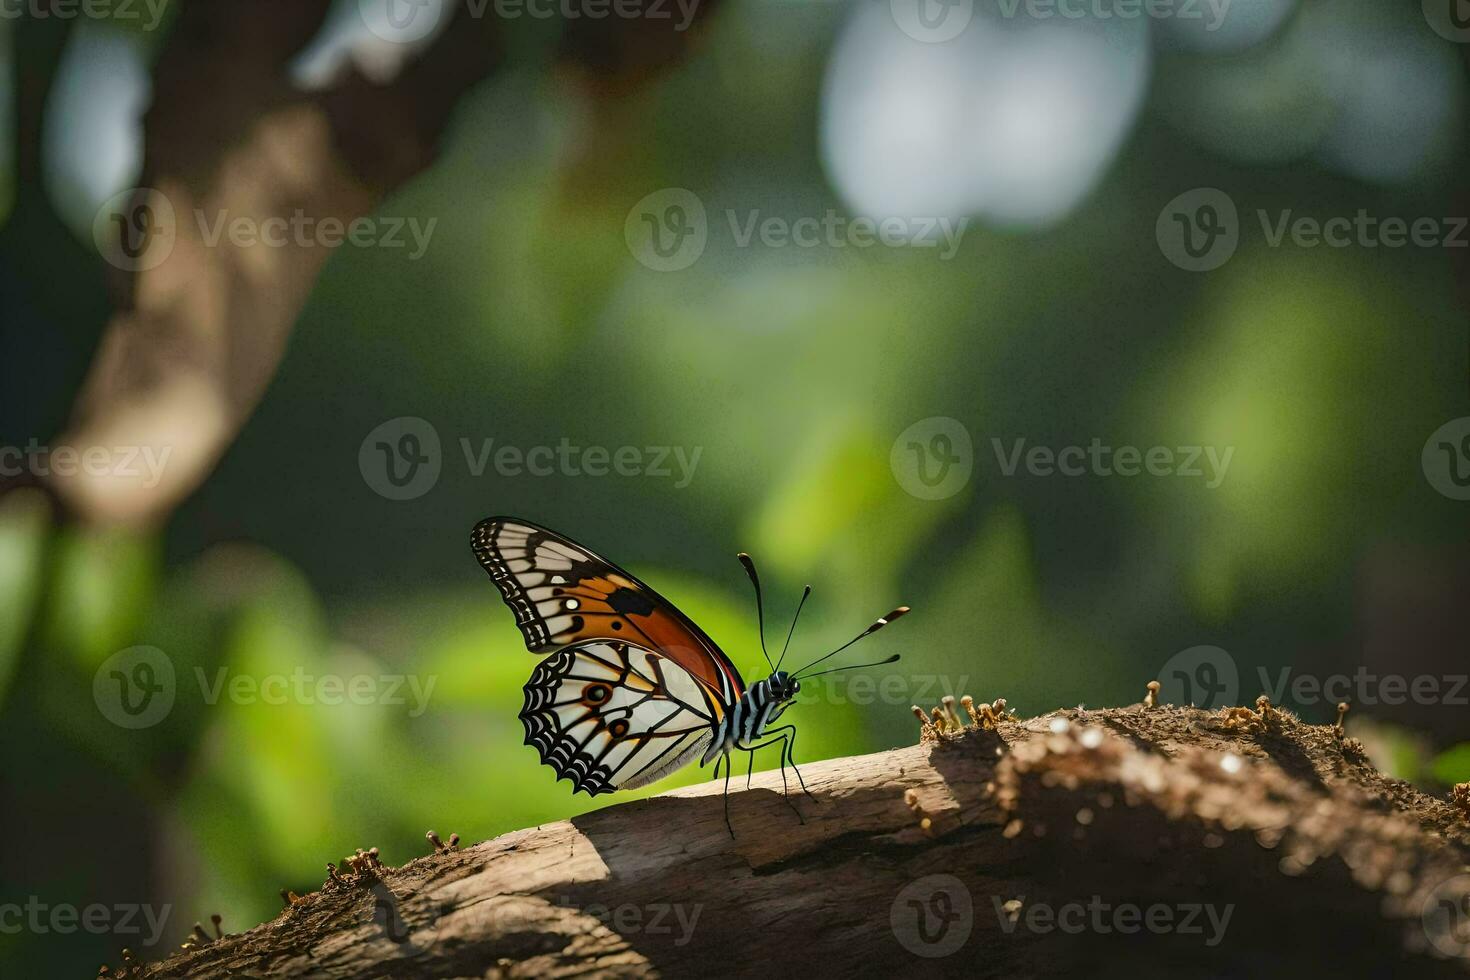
left=128, top=699, right=1470, bottom=979
left=38, top=3, right=501, bottom=527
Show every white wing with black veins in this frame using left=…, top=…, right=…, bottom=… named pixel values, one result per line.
left=520, top=640, right=717, bottom=795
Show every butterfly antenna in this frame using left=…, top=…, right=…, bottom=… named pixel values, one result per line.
left=793, top=606, right=910, bottom=678
left=800, top=653, right=901, bottom=680
left=737, top=553, right=778, bottom=673
left=775, top=585, right=812, bottom=672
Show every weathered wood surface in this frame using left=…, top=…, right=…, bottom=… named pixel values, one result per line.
left=135, top=702, right=1470, bottom=979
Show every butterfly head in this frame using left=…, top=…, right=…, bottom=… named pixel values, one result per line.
left=767, top=670, right=800, bottom=703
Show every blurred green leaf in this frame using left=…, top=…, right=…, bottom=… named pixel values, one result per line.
left=0, top=488, right=50, bottom=702
left=1432, top=743, right=1470, bottom=786
left=45, top=524, right=158, bottom=669
left=1131, top=247, right=1426, bottom=621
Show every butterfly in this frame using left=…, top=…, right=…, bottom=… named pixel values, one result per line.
left=471, top=517, right=909, bottom=836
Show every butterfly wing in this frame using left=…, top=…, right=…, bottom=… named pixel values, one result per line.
left=520, top=640, right=719, bottom=795
left=472, top=517, right=745, bottom=708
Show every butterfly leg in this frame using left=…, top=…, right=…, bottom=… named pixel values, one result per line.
left=718, top=753, right=735, bottom=839
left=769, top=749, right=805, bottom=824
left=765, top=725, right=818, bottom=804
left=746, top=750, right=756, bottom=790
left=738, top=737, right=806, bottom=825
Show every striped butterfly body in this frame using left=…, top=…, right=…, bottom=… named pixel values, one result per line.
left=472, top=517, right=908, bottom=836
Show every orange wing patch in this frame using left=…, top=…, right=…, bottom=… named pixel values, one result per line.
left=472, top=518, right=745, bottom=704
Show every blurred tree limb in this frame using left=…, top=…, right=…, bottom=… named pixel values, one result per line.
left=35, top=0, right=719, bottom=527
left=40, top=0, right=495, bottom=525
left=137, top=702, right=1470, bottom=978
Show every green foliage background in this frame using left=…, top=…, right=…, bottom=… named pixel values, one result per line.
left=1, top=0, right=1469, bottom=975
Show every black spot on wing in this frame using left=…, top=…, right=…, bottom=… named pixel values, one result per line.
left=608, top=587, right=657, bottom=617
